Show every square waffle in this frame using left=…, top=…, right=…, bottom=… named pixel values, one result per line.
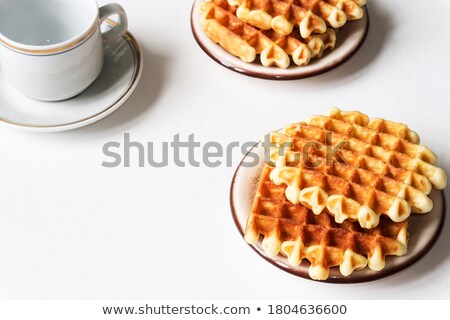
left=267, top=108, right=447, bottom=228
left=199, top=0, right=349, bottom=68
left=229, top=0, right=366, bottom=37
left=245, top=164, right=408, bottom=280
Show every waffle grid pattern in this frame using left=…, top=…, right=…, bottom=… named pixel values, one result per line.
left=267, top=108, right=446, bottom=228
left=245, top=165, right=408, bottom=280
left=199, top=0, right=363, bottom=67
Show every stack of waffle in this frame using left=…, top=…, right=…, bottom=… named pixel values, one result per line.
left=245, top=108, right=447, bottom=280
left=199, top=0, right=367, bottom=68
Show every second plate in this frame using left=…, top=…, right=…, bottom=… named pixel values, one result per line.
left=230, top=143, right=446, bottom=283
left=191, top=0, right=369, bottom=80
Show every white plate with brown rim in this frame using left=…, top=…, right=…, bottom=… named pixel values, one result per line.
left=230, top=143, right=446, bottom=283
left=191, top=0, right=369, bottom=80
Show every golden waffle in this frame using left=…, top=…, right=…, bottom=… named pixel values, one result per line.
left=268, top=108, right=446, bottom=228
left=326, top=108, right=420, bottom=143
left=229, top=0, right=365, bottom=38
left=199, top=0, right=336, bottom=67
left=245, top=165, right=408, bottom=280
left=270, top=150, right=430, bottom=228
left=265, top=28, right=336, bottom=62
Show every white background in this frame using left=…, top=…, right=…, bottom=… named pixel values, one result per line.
left=0, top=0, right=449, bottom=300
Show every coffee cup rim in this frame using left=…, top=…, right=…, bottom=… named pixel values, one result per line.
left=0, top=0, right=100, bottom=56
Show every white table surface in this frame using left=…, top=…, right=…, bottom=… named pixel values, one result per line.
left=0, top=0, right=449, bottom=300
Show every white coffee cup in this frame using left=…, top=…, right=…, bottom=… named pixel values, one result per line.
left=0, top=0, right=128, bottom=101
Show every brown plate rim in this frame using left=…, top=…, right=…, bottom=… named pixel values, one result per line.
left=229, top=142, right=447, bottom=283
left=191, top=1, right=370, bottom=81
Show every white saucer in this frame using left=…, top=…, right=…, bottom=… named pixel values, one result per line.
left=192, top=0, right=369, bottom=80
left=230, top=144, right=446, bottom=283
left=0, top=21, right=143, bottom=132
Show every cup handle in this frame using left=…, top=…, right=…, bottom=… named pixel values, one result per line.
left=99, top=3, right=128, bottom=42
